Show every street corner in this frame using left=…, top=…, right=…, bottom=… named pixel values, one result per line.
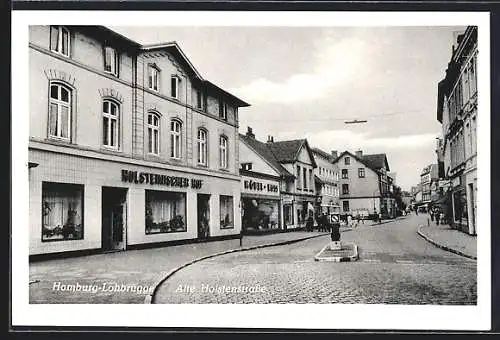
left=314, top=242, right=359, bottom=262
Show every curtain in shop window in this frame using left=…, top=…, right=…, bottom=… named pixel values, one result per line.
left=146, top=191, right=186, bottom=232
left=42, top=184, right=83, bottom=241
left=220, top=196, right=234, bottom=228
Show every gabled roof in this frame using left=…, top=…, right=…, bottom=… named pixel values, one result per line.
left=311, top=147, right=335, bottom=162
left=332, top=151, right=389, bottom=172
left=141, top=41, right=204, bottom=81
left=104, top=27, right=250, bottom=108
left=362, top=154, right=390, bottom=172
left=267, top=139, right=317, bottom=168
left=239, top=134, right=294, bottom=178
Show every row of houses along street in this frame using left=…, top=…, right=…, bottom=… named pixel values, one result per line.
left=409, top=26, right=478, bottom=237
left=28, top=25, right=404, bottom=259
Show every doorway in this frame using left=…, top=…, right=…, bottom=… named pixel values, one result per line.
left=197, top=194, right=210, bottom=240
left=102, top=187, right=127, bottom=251
left=468, top=183, right=476, bottom=235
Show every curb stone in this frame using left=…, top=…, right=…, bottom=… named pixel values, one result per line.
left=314, top=243, right=359, bottom=262
left=417, top=225, right=477, bottom=260
left=145, top=232, right=331, bottom=303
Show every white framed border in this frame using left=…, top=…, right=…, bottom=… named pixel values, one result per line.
left=12, top=10, right=491, bottom=330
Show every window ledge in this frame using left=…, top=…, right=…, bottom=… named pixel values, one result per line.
left=100, top=146, right=122, bottom=154
left=46, top=137, right=72, bottom=145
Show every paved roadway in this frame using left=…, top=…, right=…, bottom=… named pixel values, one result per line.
left=154, top=214, right=477, bottom=304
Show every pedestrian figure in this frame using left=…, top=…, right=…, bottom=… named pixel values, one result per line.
left=317, top=213, right=324, bottom=232
left=306, top=215, right=314, bottom=232
left=430, top=210, right=434, bottom=222
left=322, top=213, right=328, bottom=232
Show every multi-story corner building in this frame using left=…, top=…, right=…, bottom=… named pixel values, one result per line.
left=331, top=150, right=393, bottom=218
left=437, top=26, right=477, bottom=235
left=311, top=147, right=340, bottom=216
left=420, top=164, right=439, bottom=204
left=238, top=128, right=295, bottom=232
left=29, top=26, right=249, bottom=257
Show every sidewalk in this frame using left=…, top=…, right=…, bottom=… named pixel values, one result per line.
left=29, top=231, right=331, bottom=304
left=417, top=223, right=477, bottom=260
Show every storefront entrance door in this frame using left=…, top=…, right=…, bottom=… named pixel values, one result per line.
left=102, top=187, right=127, bottom=251
left=197, top=194, right=210, bottom=240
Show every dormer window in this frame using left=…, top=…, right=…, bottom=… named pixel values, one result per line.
left=219, top=100, right=227, bottom=121
left=148, top=65, right=160, bottom=92
left=196, top=90, right=203, bottom=109
left=104, top=46, right=119, bottom=76
left=50, top=26, right=70, bottom=57
left=171, top=75, right=180, bottom=99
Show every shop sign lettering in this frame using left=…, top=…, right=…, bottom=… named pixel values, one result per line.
left=243, top=179, right=279, bottom=194
left=121, top=170, right=203, bottom=189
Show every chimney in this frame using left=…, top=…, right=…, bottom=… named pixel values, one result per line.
left=331, top=150, right=338, bottom=159
left=355, top=150, right=363, bottom=158
left=267, top=135, right=274, bottom=143
left=246, top=126, right=255, bottom=139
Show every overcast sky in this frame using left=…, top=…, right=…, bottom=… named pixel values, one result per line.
left=110, top=25, right=465, bottom=191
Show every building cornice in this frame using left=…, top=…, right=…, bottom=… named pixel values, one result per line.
left=29, top=139, right=241, bottom=181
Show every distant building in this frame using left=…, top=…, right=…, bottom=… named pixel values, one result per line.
left=311, top=147, right=340, bottom=216
left=420, top=164, right=439, bottom=204
left=331, top=150, right=396, bottom=218
left=437, top=26, right=477, bottom=235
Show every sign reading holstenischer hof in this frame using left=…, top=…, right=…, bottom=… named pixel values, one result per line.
left=121, top=169, right=203, bottom=189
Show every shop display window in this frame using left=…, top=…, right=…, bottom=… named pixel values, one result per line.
left=242, top=199, right=279, bottom=230
left=42, top=182, right=84, bottom=241
left=453, top=189, right=468, bottom=227
left=220, top=195, right=234, bottom=229
left=145, top=190, right=186, bottom=234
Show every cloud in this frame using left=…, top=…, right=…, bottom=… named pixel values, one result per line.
left=230, top=35, right=370, bottom=104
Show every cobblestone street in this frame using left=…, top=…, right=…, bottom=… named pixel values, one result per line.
left=153, top=214, right=477, bottom=304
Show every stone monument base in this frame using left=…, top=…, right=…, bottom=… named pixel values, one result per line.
left=329, top=241, right=341, bottom=250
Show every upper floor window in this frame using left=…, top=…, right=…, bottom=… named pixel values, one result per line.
left=104, top=46, right=119, bottom=76
left=102, top=100, right=120, bottom=149
left=342, top=184, right=349, bottom=195
left=296, top=165, right=301, bottom=189
left=219, top=100, right=227, bottom=121
left=358, top=168, right=365, bottom=178
left=342, top=169, right=348, bottom=179
left=344, top=157, right=350, bottom=165
left=308, top=169, right=313, bottom=191
left=49, top=83, right=72, bottom=140
left=197, top=128, right=208, bottom=166
left=147, top=112, right=160, bottom=155
left=196, top=90, right=203, bottom=109
left=343, top=201, right=350, bottom=212
left=50, top=26, right=70, bottom=57
left=303, top=168, right=307, bottom=190
left=148, top=65, right=160, bottom=92
left=170, top=120, right=182, bottom=159
left=171, top=76, right=180, bottom=99
left=219, top=136, right=228, bottom=169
